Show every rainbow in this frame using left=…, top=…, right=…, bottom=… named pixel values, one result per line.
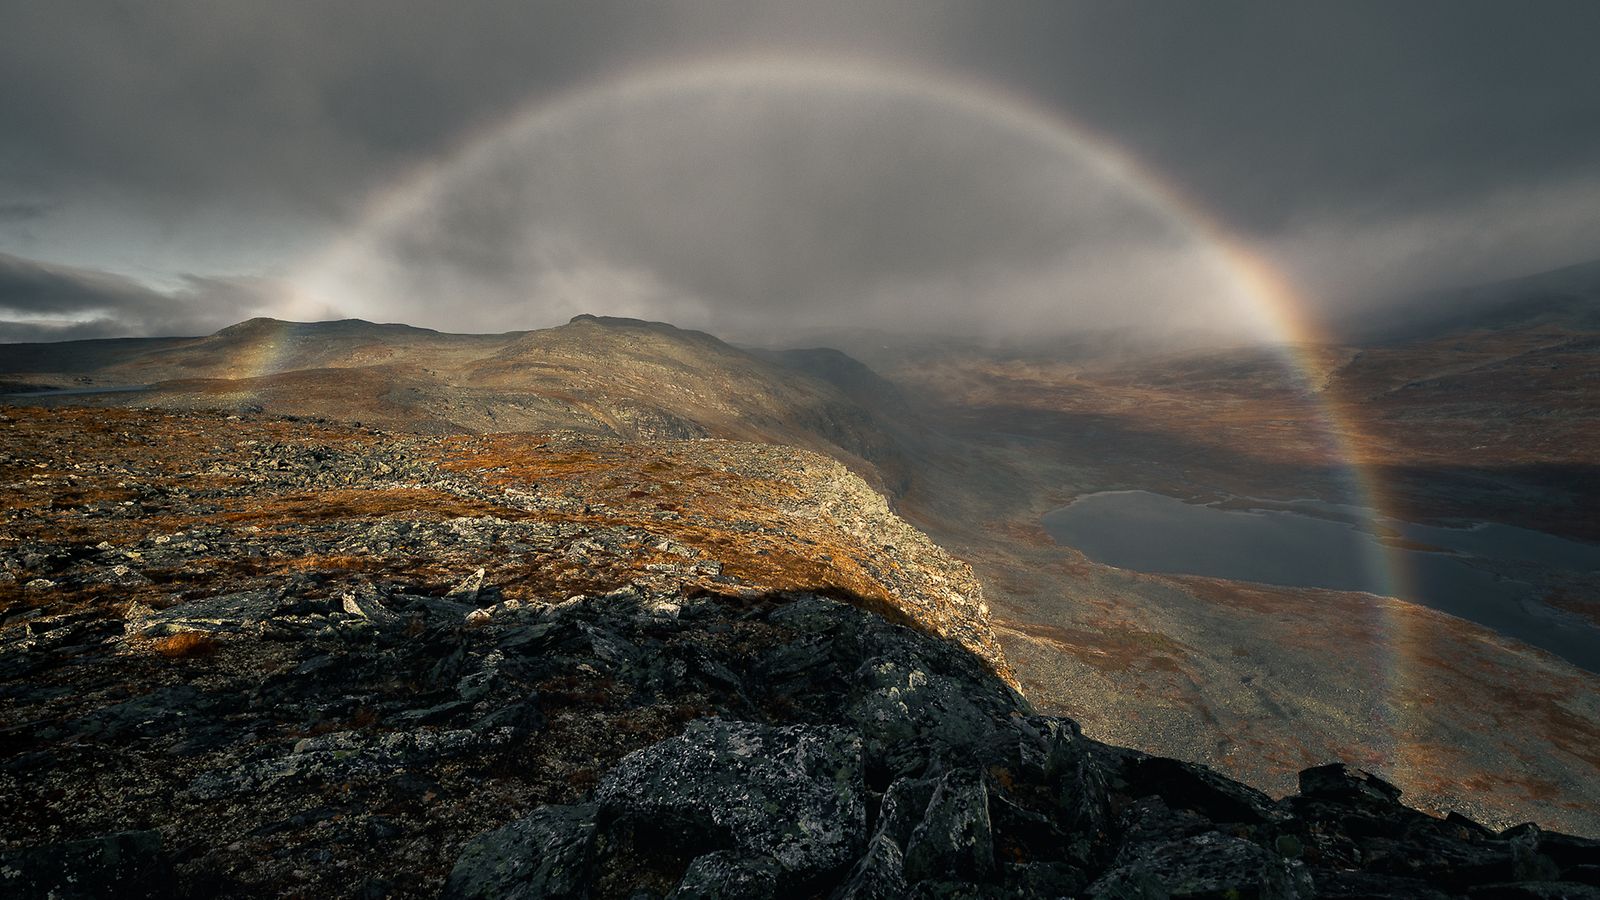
left=289, top=51, right=1403, bottom=580
left=286, top=54, right=1414, bottom=765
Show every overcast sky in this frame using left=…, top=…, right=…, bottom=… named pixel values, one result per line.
left=1, top=1, right=1598, bottom=341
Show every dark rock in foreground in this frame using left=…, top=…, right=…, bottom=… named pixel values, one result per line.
left=15, top=576, right=1596, bottom=897
left=414, top=594, right=1596, bottom=900
left=0, top=830, right=170, bottom=899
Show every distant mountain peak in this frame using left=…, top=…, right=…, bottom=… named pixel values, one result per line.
left=210, top=317, right=441, bottom=339
left=566, top=313, right=685, bottom=332
left=212, top=316, right=288, bottom=335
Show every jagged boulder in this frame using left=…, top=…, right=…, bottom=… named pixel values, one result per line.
left=1127, top=755, right=1284, bottom=825
left=833, top=834, right=911, bottom=900
left=667, top=851, right=783, bottom=899
left=1297, top=762, right=1404, bottom=805
left=843, top=655, right=1010, bottom=778
left=902, top=768, right=996, bottom=883
left=443, top=804, right=600, bottom=900
left=593, top=718, right=868, bottom=886
left=1087, top=832, right=1315, bottom=899
left=125, top=588, right=315, bottom=637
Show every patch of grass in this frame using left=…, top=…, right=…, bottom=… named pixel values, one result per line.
left=154, top=631, right=217, bottom=659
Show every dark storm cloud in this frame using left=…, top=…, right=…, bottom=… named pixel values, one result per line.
left=0, top=319, right=137, bottom=343
left=0, top=203, right=51, bottom=224
left=0, top=252, right=277, bottom=342
left=944, top=2, right=1600, bottom=231
left=0, top=252, right=165, bottom=317
left=0, top=1, right=950, bottom=217
left=304, top=73, right=1242, bottom=338
left=1, top=1, right=1597, bottom=338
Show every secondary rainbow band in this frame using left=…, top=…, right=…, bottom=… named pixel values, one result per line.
left=289, top=53, right=1404, bottom=602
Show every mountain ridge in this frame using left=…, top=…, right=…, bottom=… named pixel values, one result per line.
left=1337, top=258, right=1600, bottom=345
left=0, top=314, right=907, bottom=492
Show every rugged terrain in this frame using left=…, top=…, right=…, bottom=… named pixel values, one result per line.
left=6, top=406, right=1600, bottom=898
left=3, top=297, right=1599, bottom=839
left=0, top=315, right=902, bottom=491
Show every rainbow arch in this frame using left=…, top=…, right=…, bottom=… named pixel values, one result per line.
left=285, top=53, right=1410, bottom=685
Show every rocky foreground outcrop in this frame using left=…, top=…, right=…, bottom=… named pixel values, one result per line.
left=2, top=406, right=1598, bottom=898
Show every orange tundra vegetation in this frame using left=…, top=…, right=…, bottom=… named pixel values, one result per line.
left=0, top=405, right=1006, bottom=678
left=153, top=631, right=216, bottom=658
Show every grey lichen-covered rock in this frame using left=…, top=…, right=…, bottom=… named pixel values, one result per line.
left=446, top=567, right=487, bottom=604
left=833, top=834, right=911, bottom=900
left=1087, top=832, right=1316, bottom=900
left=67, top=684, right=206, bottom=741
left=667, top=851, right=783, bottom=899
left=0, top=829, right=169, bottom=900
left=339, top=583, right=402, bottom=626
left=1001, top=860, right=1090, bottom=898
left=903, top=768, right=996, bottom=883
left=843, top=655, right=1011, bottom=778
left=431, top=587, right=1600, bottom=898
left=875, top=775, right=941, bottom=847
left=594, top=718, right=868, bottom=882
left=441, top=804, right=600, bottom=900
left=125, top=588, right=309, bottom=637
left=188, top=727, right=508, bottom=800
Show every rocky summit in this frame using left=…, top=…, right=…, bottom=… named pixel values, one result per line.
left=2, top=406, right=1598, bottom=899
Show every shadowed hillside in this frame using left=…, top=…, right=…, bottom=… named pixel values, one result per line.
left=0, top=315, right=906, bottom=491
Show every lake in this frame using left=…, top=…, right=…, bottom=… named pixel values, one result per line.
left=0, top=384, right=149, bottom=398
left=1042, top=490, right=1600, bottom=673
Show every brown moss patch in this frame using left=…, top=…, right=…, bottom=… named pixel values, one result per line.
left=154, top=632, right=217, bottom=659
left=1002, top=620, right=1192, bottom=673
left=220, top=488, right=517, bottom=524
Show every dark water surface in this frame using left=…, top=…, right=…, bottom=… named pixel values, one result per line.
left=0, top=384, right=149, bottom=398
left=1043, top=490, right=1600, bottom=673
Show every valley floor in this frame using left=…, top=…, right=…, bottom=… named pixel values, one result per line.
left=884, top=342, right=1600, bottom=837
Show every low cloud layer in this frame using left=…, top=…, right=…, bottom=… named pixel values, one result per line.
left=1, top=1, right=1597, bottom=341
left=1269, top=176, right=1600, bottom=319
left=0, top=253, right=276, bottom=343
